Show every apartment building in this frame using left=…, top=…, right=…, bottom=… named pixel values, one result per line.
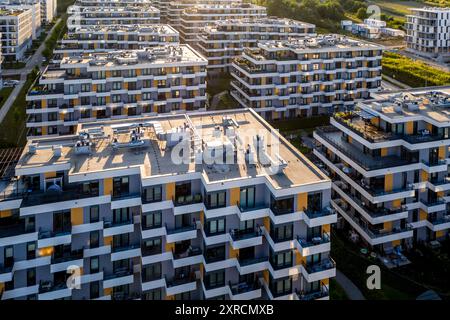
left=0, top=4, right=41, bottom=61
left=313, top=89, right=450, bottom=256
left=167, top=0, right=242, bottom=30
left=25, top=45, right=207, bottom=137
left=406, top=7, right=450, bottom=62
left=54, top=24, right=179, bottom=59
left=178, top=2, right=267, bottom=44
left=341, top=19, right=405, bottom=39
left=230, top=35, right=383, bottom=120
left=153, top=0, right=170, bottom=22
left=67, top=4, right=160, bottom=31
left=197, top=18, right=316, bottom=74
left=0, top=0, right=56, bottom=23
left=0, top=108, right=335, bottom=300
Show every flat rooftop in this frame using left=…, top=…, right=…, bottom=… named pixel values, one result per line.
left=258, top=34, right=383, bottom=52
left=15, top=109, right=329, bottom=189
left=212, top=17, right=315, bottom=28
left=360, top=89, right=450, bottom=123
left=68, top=5, right=159, bottom=13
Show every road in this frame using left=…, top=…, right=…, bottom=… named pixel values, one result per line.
left=0, top=19, right=61, bottom=124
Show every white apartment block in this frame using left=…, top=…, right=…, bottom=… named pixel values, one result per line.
left=197, top=18, right=316, bottom=74
left=230, top=35, right=383, bottom=120
left=313, top=89, right=450, bottom=256
left=167, top=0, right=242, bottom=30
left=0, top=0, right=56, bottom=23
left=178, top=2, right=267, bottom=44
left=54, top=24, right=179, bottom=59
left=406, top=7, right=450, bottom=62
left=0, top=4, right=41, bottom=61
left=341, top=19, right=405, bottom=39
left=25, top=45, right=207, bottom=137
left=0, top=107, right=335, bottom=300
left=66, top=4, right=160, bottom=31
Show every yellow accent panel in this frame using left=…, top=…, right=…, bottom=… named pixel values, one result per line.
left=405, top=122, right=414, bottom=134
left=297, top=193, right=308, bottom=211
left=436, top=230, right=445, bottom=238
left=392, top=240, right=401, bottom=247
left=437, top=191, right=444, bottom=198
left=104, top=178, right=113, bottom=196
left=104, top=236, right=112, bottom=246
left=103, top=288, right=112, bottom=296
left=426, top=123, right=432, bottom=132
left=166, top=182, right=175, bottom=201
left=322, top=224, right=331, bottom=234
left=230, top=188, right=240, bottom=206
left=272, top=111, right=279, bottom=120
left=438, top=146, right=446, bottom=159
left=263, top=270, right=269, bottom=284
left=381, top=148, right=388, bottom=157
left=41, top=100, right=47, bottom=108
left=384, top=221, right=393, bottom=231
left=0, top=210, right=12, bottom=218
left=322, top=278, right=329, bottom=286
left=42, top=127, right=47, bottom=135
left=71, top=208, right=83, bottom=226
left=421, top=170, right=428, bottom=182
left=229, top=248, right=239, bottom=258
left=348, top=136, right=353, bottom=143
left=38, top=246, right=54, bottom=257
left=166, top=295, right=175, bottom=300
left=165, top=242, right=175, bottom=251
left=384, top=174, right=393, bottom=192
left=200, top=211, right=204, bottom=224
left=419, top=209, right=427, bottom=221
left=392, top=199, right=402, bottom=208
left=263, top=217, right=270, bottom=233
left=0, top=282, right=4, bottom=293
left=44, top=171, right=56, bottom=179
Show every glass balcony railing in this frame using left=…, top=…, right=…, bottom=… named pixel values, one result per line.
left=173, top=193, right=202, bottom=207
left=237, top=256, right=268, bottom=267
left=229, top=280, right=261, bottom=295
left=229, top=228, right=262, bottom=241
left=165, top=224, right=196, bottom=235
left=172, top=246, right=202, bottom=260
left=21, top=188, right=100, bottom=207
left=297, top=232, right=330, bottom=248
left=296, top=283, right=329, bottom=300
left=303, top=206, right=335, bottom=220
left=302, top=258, right=336, bottom=274
left=165, top=273, right=196, bottom=287
left=51, top=249, right=84, bottom=264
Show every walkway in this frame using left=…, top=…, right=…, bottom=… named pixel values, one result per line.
left=335, top=269, right=366, bottom=300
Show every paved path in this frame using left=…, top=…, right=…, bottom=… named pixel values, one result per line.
left=335, top=269, right=366, bottom=300
left=0, top=19, right=62, bottom=123
left=382, top=74, right=411, bottom=90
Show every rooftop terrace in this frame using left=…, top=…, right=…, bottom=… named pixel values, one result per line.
left=15, top=109, right=328, bottom=189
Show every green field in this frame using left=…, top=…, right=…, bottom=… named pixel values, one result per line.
left=368, top=1, right=423, bottom=18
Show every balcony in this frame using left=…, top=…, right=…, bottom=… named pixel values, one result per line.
left=237, top=256, right=269, bottom=274
left=51, top=249, right=84, bottom=273
left=303, top=206, right=337, bottom=227
left=38, top=229, right=72, bottom=248
left=229, top=228, right=263, bottom=249
left=38, top=281, right=72, bottom=300
left=0, top=264, right=13, bottom=283
left=111, top=244, right=141, bottom=261
left=229, top=280, right=262, bottom=300
left=165, top=224, right=198, bottom=243
left=111, top=192, right=141, bottom=209
left=296, top=283, right=329, bottom=300
left=0, top=220, right=36, bottom=245
left=103, top=268, right=134, bottom=289
left=173, top=194, right=204, bottom=215
left=172, top=246, right=203, bottom=268
left=301, top=258, right=336, bottom=282
left=21, top=187, right=100, bottom=208
left=165, top=273, right=197, bottom=296
left=103, top=219, right=134, bottom=237
left=296, top=233, right=331, bottom=257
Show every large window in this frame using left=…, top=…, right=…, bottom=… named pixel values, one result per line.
left=142, top=211, right=162, bottom=230
left=90, top=231, right=99, bottom=248
left=90, top=205, right=99, bottom=223
left=307, top=192, right=322, bottom=212
left=112, top=234, right=129, bottom=250
left=142, top=237, right=162, bottom=256
left=204, top=245, right=226, bottom=263
left=205, top=218, right=225, bottom=236
left=113, top=208, right=130, bottom=224
left=143, top=288, right=162, bottom=300
left=113, top=177, right=129, bottom=198
left=240, top=186, right=255, bottom=209
left=142, top=263, right=162, bottom=282
left=205, top=191, right=226, bottom=209
left=270, top=276, right=292, bottom=297
left=270, top=196, right=294, bottom=215
left=53, top=211, right=71, bottom=234
left=90, top=257, right=99, bottom=274
left=270, top=250, right=293, bottom=270
left=270, top=223, right=293, bottom=243
left=204, top=270, right=225, bottom=289
left=142, top=186, right=162, bottom=203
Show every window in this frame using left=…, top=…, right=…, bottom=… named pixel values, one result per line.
left=271, top=223, right=293, bottom=243
left=53, top=211, right=71, bottom=233
left=142, top=211, right=162, bottom=230
left=112, top=234, right=129, bottom=250
left=113, top=208, right=130, bottom=224
left=90, top=231, right=99, bottom=248
left=143, top=288, right=162, bottom=300
left=90, top=257, right=99, bottom=273
left=307, top=192, right=322, bottom=212
left=90, top=281, right=100, bottom=299
left=90, top=206, right=99, bottom=223
left=142, top=237, right=162, bottom=256
left=204, top=245, right=226, bottom=263
left=27, top=242, right=36, bottom=260
left=142, top=263, right=162, bottom=282
left=270, top=276, right=292, bottom=297
left=113, top=177, right=129, bottom=198
left=205, top=191, right=226, bottom=209
left=270, top=195, right=294, bottom=215
left=204, top=270, right=225, bottom=289
left=206, top=218, right=225, bottom=235
left=4, top=246, right=14, bottom=268
left=143, top=186, right=162, bottom=203
left=240, top=186, right=255, bottom=209
left=270, top=250, right=293, bottom=270
left=27, top=268, right=36, bottom=286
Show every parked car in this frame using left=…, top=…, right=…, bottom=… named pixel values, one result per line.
left=3, top=80, right=19, bottom=87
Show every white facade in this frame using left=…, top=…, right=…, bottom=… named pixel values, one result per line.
left=406, top=7, right=450, bottom=62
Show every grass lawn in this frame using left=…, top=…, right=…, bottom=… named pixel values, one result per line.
left=332, top=229, right=425, bottom=300
left=0, top=70, right=39, bottom=148
left=0, top=87, right=14, bottom=110
left=368, top=1, right=423, bottom=19
left=330, top=279, right=349, bottom=300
